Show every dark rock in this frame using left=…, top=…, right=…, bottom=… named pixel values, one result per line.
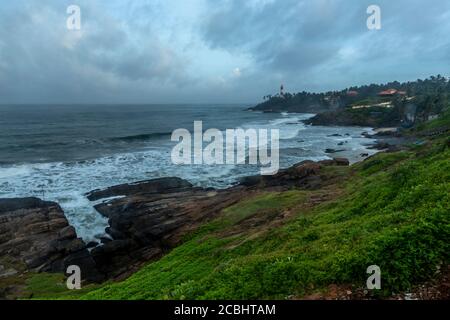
left=58, top=226, right=77, bottom=240
left=239, top=175, right=263, bottom=187
left=85, top=159, right=339, bottom=279
left=239, top=161, right=327, bottom=190
left=0, top=197, right=103, bottom=283
left=86, top=177, right=193, bottom=201
left=62, top=249, right=101, bottom=282
left=100, top=236, right=113, bottom=244
left=325, top=148, right=345, bottom=154
left=334, top=158, right=350, bottom=166
left=105, top=227, right=126, bottom=240
left=319, top=158, right=350, bottom=166
left=0, top=197, right=56, bottom=214
left=0, top=156, right=353, bottom=284
left=88, top=178, right=242, bottom=278
left=368, top=141, right=391, bottom=150
left=86, top=241, right=99, bottom=249
left=373, top=130, right=402, bottom=137
left=305, top=110, right=400, bottom=127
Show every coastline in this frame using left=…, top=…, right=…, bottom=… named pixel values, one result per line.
left=0, top=115, right=391, bottom=287
left=0, top=107, right=424, bottom=299
left=1, top=115, right=448, bottom=299
left=0, top=156, right=353, bottom=289
left=0, top=110, right=381, bottom=242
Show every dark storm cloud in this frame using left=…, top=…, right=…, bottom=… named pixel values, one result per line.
left=0, top=0, right=449, bottom=103
left=202, top=0, right=367, bottom=72
left=201, top=0, right=450, bottom=90
left=0, top=0, right=190, bottom=103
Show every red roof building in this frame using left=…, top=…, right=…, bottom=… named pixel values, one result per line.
left=378, top=89, right=398, bottom=96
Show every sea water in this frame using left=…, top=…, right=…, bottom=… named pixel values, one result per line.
left=0, top=104, right=376, bottom=241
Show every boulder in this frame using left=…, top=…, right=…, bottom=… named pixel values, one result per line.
left=0, top=198, right=103, bottom=283
left=87, top=178, right=242, bottom=278
left=325, top=148, right=345, bottom=154
left=319, top=158, right=350, bottom=166
left=86, top=177, right=193, bottom=201
left=239, top=161, right=328, bottom=190
left=368, top=141, right=391, bottom=150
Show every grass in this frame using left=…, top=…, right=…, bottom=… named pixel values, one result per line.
left=413, top=108, right=450, bottom=131
left=14, top=115, right=450, bottom=300
left=77, top=134, right=449, bottom=299
left=0, top=272, right=102, bottom=300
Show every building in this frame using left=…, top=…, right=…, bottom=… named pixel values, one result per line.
left=346, top=90, right=359, bottom=97
left=378, top=89, right=398, bottom=96
left=428, top=114, right=439, bottom=121
left=378, top=89, right=407, bottom=97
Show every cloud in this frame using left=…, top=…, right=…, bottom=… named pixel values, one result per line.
left=233, top=67, right=242, bottom=77
left=201, top=0, right=450, bottom=92
left=0, top=0, right=450, bottom=103
left=0, top=0, right=191, bottom=103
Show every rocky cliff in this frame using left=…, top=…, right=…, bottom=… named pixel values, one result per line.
left=0, top=158, right=351, bottom=291
left=0, top=197, right=103, bottom=291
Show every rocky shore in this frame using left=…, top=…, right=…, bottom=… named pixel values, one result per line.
left=85, top=158, right=350, bottom=279
left=0, top=157, right=352, bottom=289
left=0, top=197, right=103, bottom=297
left=303, top=108, right=401, bottom=128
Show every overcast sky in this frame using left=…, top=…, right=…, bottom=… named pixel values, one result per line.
left=1, top=0, right=449, bottom=104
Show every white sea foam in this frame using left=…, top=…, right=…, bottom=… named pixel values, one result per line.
left=0, top=113, right=377, bottom=242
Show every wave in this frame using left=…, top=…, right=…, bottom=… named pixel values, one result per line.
left=110, top=132, right=172, bottom=142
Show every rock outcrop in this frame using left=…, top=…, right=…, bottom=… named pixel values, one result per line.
left=304, top=109, right=401, bottom=127
left=0, top=198, right=103, bottom=283
left=87, top=178, right=244, bottom=278
left=239, top=158, right=349, bottom=188
left=86, top=159, right=349, bottom=278
left=0, top=158, right=351, bottom=284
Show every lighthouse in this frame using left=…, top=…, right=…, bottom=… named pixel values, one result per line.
left=280, top=84, right=284, bottom=97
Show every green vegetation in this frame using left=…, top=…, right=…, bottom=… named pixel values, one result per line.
left=252, top=75, right=450, bottom=129
left=18, top=113, right=449, bottom=300
left=26, top=273, right=101, bottom=299
left=413, top=107, right=450, bottom=131
left=0, top=272, right=102, bottom=300
left=75, top=128, right=449, bottom=299
left=306, top=105, right=402, bottom=127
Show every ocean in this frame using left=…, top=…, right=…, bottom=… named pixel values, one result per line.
left=0, top=104, right=377, bottom=241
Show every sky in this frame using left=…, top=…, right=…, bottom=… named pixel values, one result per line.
left=0, top=0, right=449, bottom=104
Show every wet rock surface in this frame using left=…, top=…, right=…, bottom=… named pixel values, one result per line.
left=0, top=159, right=350, bottom=283
left=0, top=198, right=103, bottom=284
left=88, top=177, right=244, bottom=278
left=88, top=159, right=349, bottom=278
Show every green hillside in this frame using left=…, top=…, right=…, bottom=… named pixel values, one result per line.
left=11, top=111, right=448, bottom=300
left=74, top=118, right=449, bottom=300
